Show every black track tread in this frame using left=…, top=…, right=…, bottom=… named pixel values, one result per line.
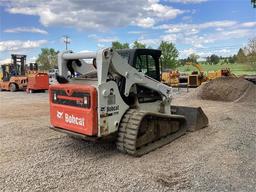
left=116, top=109, right=187, bottom=156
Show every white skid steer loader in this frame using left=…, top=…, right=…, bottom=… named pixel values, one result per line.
left=49, top=48, right=208, bottom=156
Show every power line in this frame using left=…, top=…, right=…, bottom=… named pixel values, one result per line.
left=63, top=35, right=71, bottom=50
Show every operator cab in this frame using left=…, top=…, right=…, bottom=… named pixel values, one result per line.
left=117, top=49, right=162, bottom=104
left=117, top=49, right=161, bottom=81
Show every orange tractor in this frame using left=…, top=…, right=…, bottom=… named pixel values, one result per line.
left=0, top=54, right=28, bottom=92
left=0, top=55, right=49, bottom=92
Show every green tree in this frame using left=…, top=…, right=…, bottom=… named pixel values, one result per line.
left=36, top=48, right=58, bottom=70
left=187, top=53, right=199, bottom=63
left=246, top=37, right=256, bottom=65
left=206, top=56, right=211, bottom=64
left=179, top=58, right=187, bottom=66
left=210, top=54, right=220, bottom=65
left=132, top=41, right=146, bottom=48
left=228, top=56, right=235, bottom=64
left=159, top=41, right=179, bottom=69
left=112, top=41, right=129, bottom=49
left=236, top=48, right=247, bottom=63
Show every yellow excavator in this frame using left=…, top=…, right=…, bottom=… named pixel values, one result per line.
left=186, top=62, right=207, bottom=87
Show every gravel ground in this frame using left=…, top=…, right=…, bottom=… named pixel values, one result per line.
left=0, top=90, right=255, bottom=192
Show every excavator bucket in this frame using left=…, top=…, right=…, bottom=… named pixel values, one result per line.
left=171, top=106, right=209, bottom=132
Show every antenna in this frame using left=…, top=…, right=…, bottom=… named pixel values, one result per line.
left=63, top=35, right=70, bottom=50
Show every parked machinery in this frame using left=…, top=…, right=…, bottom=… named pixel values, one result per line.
left=49, top=48, right=208, bottom=156
left=186, top=62, right=207, bottom=87
left=161, top=70, right=180, bottom=87
left=0, top=54, right=28, bottom=92
left=26, top=63, right=49, bottom=93
left=0, top=55, right=49, bottom=93
left=207, top=68, right=233, bottom=80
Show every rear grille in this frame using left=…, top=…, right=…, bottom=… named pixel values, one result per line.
left=52, top=89, right=90, bottom=108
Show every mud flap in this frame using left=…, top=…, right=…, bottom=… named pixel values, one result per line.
left=171, top=105, right=209, bottom=132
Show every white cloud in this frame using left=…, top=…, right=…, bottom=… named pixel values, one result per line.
left=4, top=27, right=48, bottom=34
left=96, top=37, right=118, bottom=43
left=5, top=0, right=185, bottom=30
left=28, top=56, right=37, bottom=63
left=179, top=48, right=196, bottom=58
left=88, top=34, right=118, bottom=43
left=220, top=29, right=251, bottom=37
left=147, top=3, right=184, bottom=19
left=135, top=17, right=156, bottom=28
left=97, top=43, right=106, bottom=48
left=0, top=40, right=47, bottom=52
left=241, top=22, right=256, bottom=28
left=154, top=20, right=256, bottom=49
left=0, top=56, right=38, bottom=65
left=138, top=38, right=160, bottom=46
left=215, top=28, right=224, bottom=31
left=168, top=0, right=207, bottom=3
left=156, top=20, right=237, bottom=31
left=0, top=58, right=12, bottom=65
left=128, top=31, right=144, bottom=35
left=179, top=47, right=234, bottom=59
left=199, top=21, right=237, bottom=29
left=181, top=29, right=253, bottom=47
left=166, top=27, right=182, bottom=33
left=161, top=34, right=177, bottom=42
left=137, top=34, right=177, bottom=47
left=181, top=16, right=192, bottom=21
left=79, top=50, right=92, bottom=53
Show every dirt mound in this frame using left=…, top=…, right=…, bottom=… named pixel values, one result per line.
left=196, top=77, right=256, bottom=103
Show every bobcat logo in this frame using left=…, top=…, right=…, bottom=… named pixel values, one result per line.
left=57, top=111, right=63, bottom=119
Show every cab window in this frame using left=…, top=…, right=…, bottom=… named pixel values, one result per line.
left=135, top=54, right=157, bottom=79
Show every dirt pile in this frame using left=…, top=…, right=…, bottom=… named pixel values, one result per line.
left=196, top=77, right=256, bottom=103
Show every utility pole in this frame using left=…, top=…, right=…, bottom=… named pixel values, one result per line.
left=63, top=35, right=70, bottom=50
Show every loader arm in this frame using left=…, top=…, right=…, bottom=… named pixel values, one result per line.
left=58, top=48, right=172, bottom=113
left=110, top=51, right=172, bottom=96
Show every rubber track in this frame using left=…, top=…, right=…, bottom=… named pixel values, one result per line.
left=116, top=109, right=187, bottom=156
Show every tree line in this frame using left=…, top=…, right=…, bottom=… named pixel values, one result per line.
left=111, top=40, right=179, bottom=70
left=235, top=37, right=256, bottom=65
left=35, top=37, right=255, bottom=70
left=36, top=40, right=179, bottom=70
left=180, top=37, right=256, bottom=67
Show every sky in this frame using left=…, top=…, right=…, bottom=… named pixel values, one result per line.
left=0, top=0, right=255, bottom=64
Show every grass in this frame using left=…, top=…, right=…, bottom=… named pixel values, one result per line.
left=177, top=63, right=256, bottom=76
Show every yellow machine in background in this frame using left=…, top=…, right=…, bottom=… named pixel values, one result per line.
left=161, top=70, right=180, bottom=87
left=0, top=68, right=2, bottom=80
left=207, top=68, right=233, bottom=80
left=186, top=62, right=207, bottom=87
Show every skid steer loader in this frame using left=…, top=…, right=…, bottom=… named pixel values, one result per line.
left=49, top=48, right=208, bottom=156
